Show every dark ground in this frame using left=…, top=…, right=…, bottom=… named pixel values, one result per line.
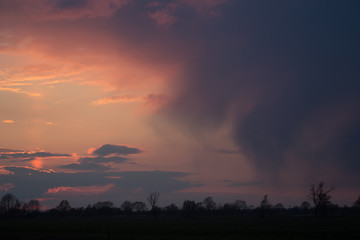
left=0, top=216, right=359, bottom=240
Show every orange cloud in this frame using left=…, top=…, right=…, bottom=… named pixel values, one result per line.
left=91, top=96, right=142, bottom=106
left=0, top=86, right=41, bottom=97
left=46, top=183, right=115, bottom=195
left=1, top=119, right=15, bottom=123
left=31, top=158, right=43, bottom=168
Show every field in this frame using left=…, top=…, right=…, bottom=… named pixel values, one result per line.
left=0, top=216, right=359, bottom=240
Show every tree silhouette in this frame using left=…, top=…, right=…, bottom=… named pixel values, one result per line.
left=300, top=201, right=311, bottom=210
left=273, top=203, right=284, bottom=209
left=121, top=200, right=133, bottom=214
left=56, top=200, right=71, bottom=212
left=132, top=201, right=146, bottom=212
left=353, top=196, right=360, bottom=208
left=92, top=201, right=114, bottom=215
left=203, top=196, right=216, bottom=211
left=0, top=193, right=20, bottom=215
left=147, top=192, right=160, bottom=218
left=23, top=199, right=40, bottom=213
left=182, top=200, right=197, bottom=218
left=234, top=200, right=247, bottom=210
left=164, top=203, right=179, bottom=213
left=259, top=195, right=271, bottom=217
left=309, top=182, right=334, bottom=216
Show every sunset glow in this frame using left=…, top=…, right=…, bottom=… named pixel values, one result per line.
left=1, top=0, right=360, bottom=208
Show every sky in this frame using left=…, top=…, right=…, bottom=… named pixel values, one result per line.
left=1, top=0, right=360, bottom=209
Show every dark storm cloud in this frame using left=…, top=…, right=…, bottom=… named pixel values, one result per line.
left=93, top=144, right=142, bottom=156
left=162, top=0, right=360, bottom=178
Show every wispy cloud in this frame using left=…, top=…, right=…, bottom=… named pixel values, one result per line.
left=0, top=87, right=41, bottom=97
left=1, top=120, right=15, bottom=123
left=91, top=96, right=142, bottom=106
left=0, top=183, right=15, bottom=191
left=46, top=183, right=115, bottom=195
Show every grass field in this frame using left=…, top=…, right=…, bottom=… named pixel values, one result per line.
left=0, top=216, right=359, bottom=239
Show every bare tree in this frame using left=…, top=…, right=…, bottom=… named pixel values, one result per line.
left=234, top=200, right=247, bottom=210
left=133, top=201, right=146, bottom=212
left=273, top=203, right=284, bottom=210
left=203, top=196, right=216, bottom=210
left=309, top=182, right=333, bottom=216
left=23, top=199, right=40, bottom=213
left=353, top=196, right=360, bottom=208
left=121, top=200, right=133, bottom=214
left=56, top=200, right=71, bottom=212
left=147, top=191, right=160, bottom=218
left=259, top=194, right=271, bottom=217
left=0, top=193, right=20, bottom=215
left=300, top=201, right=311, bottom=210
left=182, top=200, right=197, bottom=218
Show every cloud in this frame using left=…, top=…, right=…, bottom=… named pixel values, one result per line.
left=92, top=144, right=142, bottom=156
left=60, top=144, right=135, bottom=171
left=1, top=120, right=15, bottom=123
left=91, top=96, right=142, bottom=106
left=0, top=147, right=22, bottom=153
left=0, top=166, right=196, bottom=206
left=60, top=156, right=128, bottom=171
left=0, top=151, right=71, bottom=161
left=60, top=161, right=111, bottom=171
left=46, top=183, right=115, bottom=195
left=148, top=9, right=177, bottom=26
left=146, top=0, right=228, bottom=26
left=1, top=0, right=130, bottom=21
left=156, top=0, right=360, bottom=185
left=0, top=183, right=15, bottom=191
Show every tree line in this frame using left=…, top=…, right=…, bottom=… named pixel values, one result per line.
left=1, top=183, right=360, bottom=218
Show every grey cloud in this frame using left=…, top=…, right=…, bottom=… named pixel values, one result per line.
left=60, top=161, right=111, bottom=171
left=0, top=151, right=71, bottom=160
left=83, top=156, right=128, bottom=163
left=0, top=147, right=23, bottom=153
left=60, top=155, right=129, bottom=171
left=0, top=166, right=195, bottom=206
left=93, top=144, right=142, bottom=156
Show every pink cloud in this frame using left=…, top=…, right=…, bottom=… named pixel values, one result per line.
left=91, top=96, right=142, bottom=106
left=147, top=0, right=228, bottom=26
left=148, top=9, right=177, bottom=26
left=0, top=183, right=15, bottom=191
left=8, top=0, right=130, bottom=21
left=46, top=183, right=115, bottom=195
